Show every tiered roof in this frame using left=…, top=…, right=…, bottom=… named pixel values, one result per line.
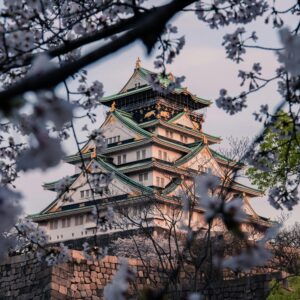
left=101, top=66, right=211, bottom=110
left=32, top=60, right=268, bottom=228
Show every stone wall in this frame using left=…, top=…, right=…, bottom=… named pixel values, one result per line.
left=0, top=251, right=277, bottom=299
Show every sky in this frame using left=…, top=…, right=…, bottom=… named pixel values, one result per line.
left=15, top=2, right=300, bottom=226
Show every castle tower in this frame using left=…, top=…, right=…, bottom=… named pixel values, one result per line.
left=31, top=60, right=270, bottom=245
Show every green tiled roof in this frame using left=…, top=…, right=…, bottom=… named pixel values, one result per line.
left=43, top=174, right=79, bottom=191
left=39, top=155, right=153, bottom=215
left=112, top=109, right=152, bottom=138
left=30, top=206, right=92, bottom=221
left=101, top=85, right=152, bottom=102
left=64, top=152, right=91, bottom=164
left=210, top=149, right=244, bottom=168
left=231, top=181, right=262, bottom=196
left=168, top=111, right=186, bottom=123
left=140, top=118, right=221, bottom=144
left=162, top=177, right=182, bottom=195
left=95, top=156, right=153, bottom=194
left=100, top=67, right=211, bottom=106
left=174, top=142, right=204, bottom=166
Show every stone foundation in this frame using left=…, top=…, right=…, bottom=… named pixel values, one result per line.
left=0, top=251, right=277, bottom=299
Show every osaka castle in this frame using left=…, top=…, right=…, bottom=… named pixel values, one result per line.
left=31, top=59, right=271, bottom=245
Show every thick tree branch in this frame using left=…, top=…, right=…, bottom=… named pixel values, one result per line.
left=2, top=13, right=147, bottom=73
left=0, top=0, right=195, bottom=106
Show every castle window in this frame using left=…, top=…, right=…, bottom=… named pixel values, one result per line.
left=75, top=215, right=84, bottom=226
left=163, top=152, right=167, bottom=161
left=136, top=150, right=140, bottom=160
left=113, top=136, right=117, bottom=143
left=109, top=137, right=113, bottom=144
left=122, top=154, right=127, bottom=163
left=117, top=155, right=121, bottom=164
left=62, top=217, right=71, bottom=228
left=156, top=176, right=165, bottom=187
left=158, top=150, right=162, bottom=159
left=142, top=149, right=146, bottom=159
left=166, top=130, right=173, bottom=138
left=49, top=220, right=58, bottom=230
left=117, top=135, right=120, bottom=142
left=138, top=173, right=148, bottom=182
left=80, top=191, right=84, bottom=198
left=86, top=190, right=90, bottom=197
left=139, top=174, right=143, bottom=182
left=156, top=176, right=160, bottom=186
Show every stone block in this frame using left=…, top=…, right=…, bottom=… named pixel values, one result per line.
left=90, top=282, right=97, bottom=290
left=51, top=282, right=59, bottom=291
left=85, top=277, right=91, bottom=284
left=107, top=256, right=118, bottom=264
left=59, top=285, right=67, bottom=295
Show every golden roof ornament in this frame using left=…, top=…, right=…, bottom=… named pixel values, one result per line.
left=110, top=101, right=116, bottom=112
left=203, top=136, right=208, bottom=145
left=168, top=72, right=175, bottom=81
left=91, top=147, right=97, bottom=159
left=135, top=57, right=141, bottom=69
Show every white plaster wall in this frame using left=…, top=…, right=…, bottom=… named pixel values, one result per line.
left=102, top=118, right=138, bottom=142
left=152, top=145, right=181, bottom=162
left=111, top=146, right=151, bottom=165
left=181, top=148, right=223, bottom=177
left=60, top=177, right=134, bottom=207
left=122, top=72, right=148, bottom=91
left=153, top=170, right=172, bottom=188
left=173, top=114, right=195, bottom=128
left=40, top=213, right=139, bottom=243
left=156, top=126, right=196, bottom=144
left=129, top=170, right=153, bottom=186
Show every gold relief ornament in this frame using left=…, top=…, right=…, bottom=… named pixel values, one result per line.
left=145, top=110, right=156, bottom=118
left=168, top=72, right=175, bottom=81
left=203, top=136, right=208, bottom=144
left=182, top=87, right=188, bottom=94
left=91, top=147, right=97, bottom=159
left=160, top=111, right=170, bottom=119
left=135, top=57, right=141, bottom=69
left=110, top=101, right=116, bottom=112
left=193, top=122, right=200, bottom=130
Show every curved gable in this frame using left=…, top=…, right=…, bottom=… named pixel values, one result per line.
left=176, top=146, right=224, bottom=178
left=169, top=111, right=199, bottom=130
left=43, top=157, right=152, bottom=214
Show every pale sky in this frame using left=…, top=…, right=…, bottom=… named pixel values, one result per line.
left=15, top=3, right=300, bottom=226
